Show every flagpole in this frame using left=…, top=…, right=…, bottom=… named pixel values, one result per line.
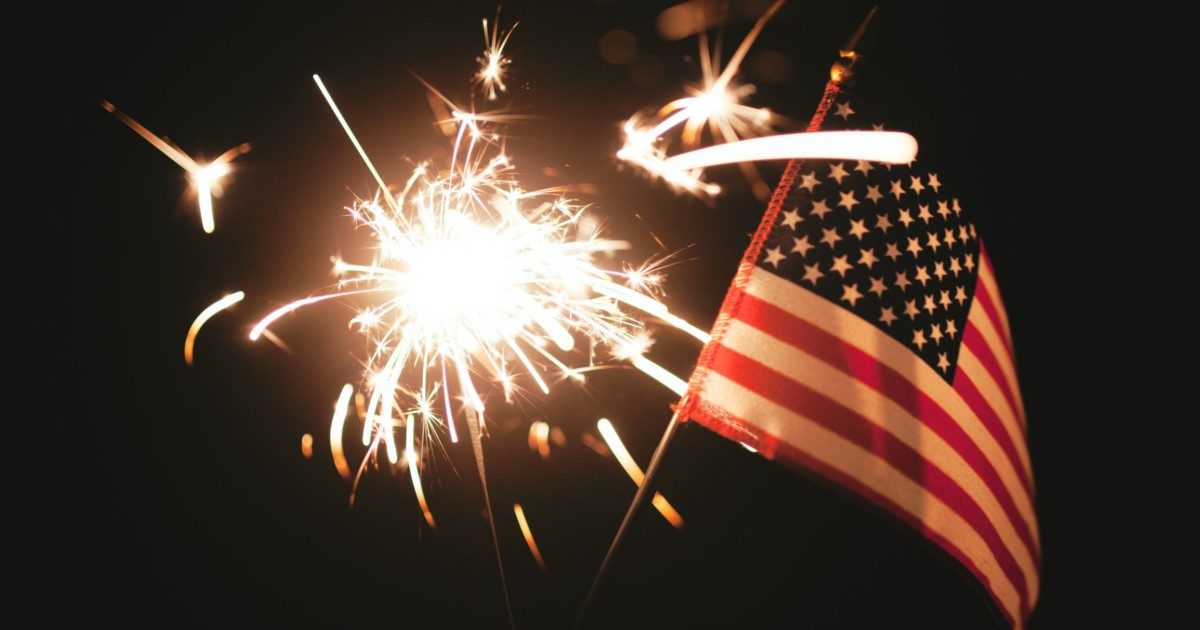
left=576, top=7, right=879, bottom=626
left=575, top=406, right=685, bottom=627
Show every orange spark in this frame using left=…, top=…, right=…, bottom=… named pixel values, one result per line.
left=596, top=418, right=684, bottom=529
left=184, top=291, right=244, bottom=366
left=513, top=503, right=548, bottom=573
left=329, top=384, right=354, bottom=481
left=406, top=415, right=437, bottom=529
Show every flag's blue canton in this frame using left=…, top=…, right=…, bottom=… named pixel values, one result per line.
left=756, top=99, right=981, bottom=381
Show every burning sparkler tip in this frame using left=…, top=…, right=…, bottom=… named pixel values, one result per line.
left=248, top=22, right=707, bottom=543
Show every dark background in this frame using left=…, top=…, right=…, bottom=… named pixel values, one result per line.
left=17, top=1, right=1175, bottom=627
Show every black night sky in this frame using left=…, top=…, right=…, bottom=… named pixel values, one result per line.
left=17, top=2, right=1177, bottom=627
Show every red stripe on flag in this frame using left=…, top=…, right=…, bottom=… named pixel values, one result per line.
left=705, top=343, right=1034, bottom=609
left=951, top=367, right=1037, bottom=510
left=961, top=324, right=1023, bottom=430
left=686, top=401, right=1024, bottom=627
left=732, top=288, right=1036, bottom=504
left=977, top=248, right=1015, bottom=349
left=971, top=271, right=1014, bottom=359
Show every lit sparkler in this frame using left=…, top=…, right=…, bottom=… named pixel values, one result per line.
left=102, top=100, right=249, bottom=233
left=249, top=69, right=706, bottom=621
left=249, top=71, right=706, bottom=521
left=617, top=0, right=786, bottom=197
left=617, top=0, right=916, bottom=197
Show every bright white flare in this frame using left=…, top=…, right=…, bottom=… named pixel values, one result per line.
left=249, top=77, right=704, bottom=506
left=666, top=131, right=918, bottom=171
left=405, top=414, right=436, bottom=529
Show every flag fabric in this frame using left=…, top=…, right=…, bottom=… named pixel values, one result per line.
left=678, top=79, right=1040, bottom=626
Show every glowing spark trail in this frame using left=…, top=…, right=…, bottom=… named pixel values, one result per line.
left=312, top=77, right=393, bottom=207
left=666, top=130, right=919, bottom=170
left=406, top=414, right=437, bottom=529
left=329, top=384, right=354, bottom=481
left=596, top=418, right=684, bottom=529
left=184, top=291, right=244, bottom=367
left=102, top=100, right=249, bottom=233
left=513, top=503, right=549, bottom=573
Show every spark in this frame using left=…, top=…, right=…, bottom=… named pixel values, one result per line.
left=406, top=414, right=437, bottom=530
left=258, top=328, right=292, bottom=354
left=527, top=421, right=566, bottom=458
left=330, top=383, right=354, bottom=481
left=312, top=76, right=393, bottom=207
left=301, top=433, right=315, bottom=459
left=627, top=355, right=688, bottom=396
left=476, top=14, right=517, bottom=101
left=102, top=100, right=249, bottom=232
left=619, top=261, right=666, bottom=296
left=184, top=291, right=244, bottom=366
left=513, top=503, right=549, bottom=573
left=596, top=418, right=684, bottom=528
left=581, top=432, right=611, bottom=458
left=528, top=421, right=552, bottom=459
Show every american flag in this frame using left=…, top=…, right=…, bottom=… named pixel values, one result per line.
left=678, top=79, right=1040, bottom=626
